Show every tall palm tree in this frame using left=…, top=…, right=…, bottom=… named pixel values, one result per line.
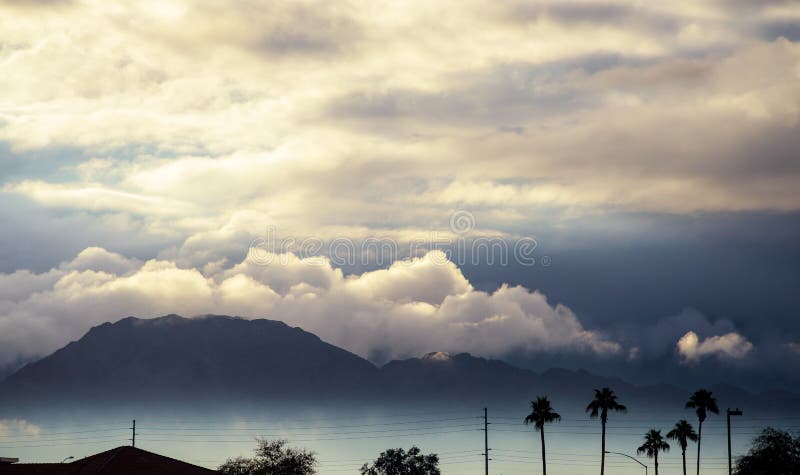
left=524, top=396, right=561, bottom=475
left=686, top=389, right=719, bottom=475
left=637, top=429, right=670, bottom=475
left=586, top=387, right=627, bottom=475
left=667, top=419, right=698, bottom=475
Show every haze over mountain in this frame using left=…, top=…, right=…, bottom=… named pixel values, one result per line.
left=1, top=315, right=796, bottom=413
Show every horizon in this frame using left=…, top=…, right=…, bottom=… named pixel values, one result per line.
left=1, top=313, right=795, bottom=474
left=2, top=312, right=795, bottom=395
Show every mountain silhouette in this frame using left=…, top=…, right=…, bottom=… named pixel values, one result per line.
left=0, top=315, right=796, bottom=411
left=0, top=314, right=379, bottom=405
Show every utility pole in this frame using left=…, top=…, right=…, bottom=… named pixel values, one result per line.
left=130, top=419, right=136, bottom=447
left=727, top=408, right=742, bottom=475
left=483, top=407, right=490, bottom=475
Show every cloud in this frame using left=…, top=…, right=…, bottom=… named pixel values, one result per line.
left=627, top=308, right=738, bottom=359
left=676, top=331, right=754, bottom=363
left=0, top=419, right=40, bottom=437
left=0, top=248, right=620, bottom=366
left=4, top=181, right=196, bottom=217
left=62, top=247, right=142, bottom=275
left=0, top=0, right=798, bottom=386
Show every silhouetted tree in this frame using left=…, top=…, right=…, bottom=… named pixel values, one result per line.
left=360, top=446, right=439, bottom=475
left=686, top=389, right=719, bottom=475
left=667, top=419, right=698, bottom=475
left=524, top=396, right=562, bottom=475
left=735, top=427, right=800, bottom=474
left=586, top=387, right=627, bottom=475
left=219, top=439, right=316, bottom=475
left=637, top=429, right=670, bottom=475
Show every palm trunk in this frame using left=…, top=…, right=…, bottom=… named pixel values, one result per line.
left=696, top=421, right=703, bottom=475
left=655, top=452, right=659, bottom=475
left=600, top=419, right=606, bottom=475
left=682, top=447, right=686, bottom=475
left=540, top=426, right=547, bottom=475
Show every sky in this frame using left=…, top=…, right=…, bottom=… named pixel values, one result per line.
left=1, top=0, right=799, bottom=389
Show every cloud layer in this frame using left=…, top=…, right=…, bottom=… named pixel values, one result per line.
left=1, top=1, right=799, bottom=266
left=0, top=248, right=620, bottom=366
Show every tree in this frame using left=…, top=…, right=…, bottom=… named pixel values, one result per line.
left=360, top=446, right=439, bottom=475
left=637, top=429, right=670, bottom=475
left=735, top=427, right=800, bottom=475
left=686, top=389, right=719, bottom=475
left=219, top=439, right=317, bottom=475
left=667, top=419, right=698, bottom=475
left=524, top=396, right=562, bottom=475
left=586, top=387, right=627, bottom=475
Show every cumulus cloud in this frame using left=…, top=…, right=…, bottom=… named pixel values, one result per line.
left=628, top=308, right=739, bottom=359
left=62, top=247, right=142, bottom=275
left=676, top=331, right=754, bottom=364
left=0, top=248, right=619, bottom=366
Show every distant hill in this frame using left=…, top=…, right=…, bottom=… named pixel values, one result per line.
left=0, top=315, right=379, bottom=404
left=0, top=315, right=796, bottom=412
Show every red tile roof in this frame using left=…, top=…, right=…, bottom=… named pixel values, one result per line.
left=0, top=446, right=216, bottom=474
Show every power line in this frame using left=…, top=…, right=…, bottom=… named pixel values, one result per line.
left=137, top=427, right=482, bottom=443
left=0, top=408, right=785, bottom=473
left=143, top=416, right=480, bottom=432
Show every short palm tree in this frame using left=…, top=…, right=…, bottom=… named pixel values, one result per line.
left=637, top=429, right=670, bottom=475
left=524, top=396, right=561, bottom=475
left=686, top=389, right=719, bottom=475
left=667, top=419, right=698, bottom=475
left=586, top=387, right=627, bottom=475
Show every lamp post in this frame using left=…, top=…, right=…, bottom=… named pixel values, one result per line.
left=605, top=451, right=647, bottom=475
left=727, top=408, right=743, bottom=475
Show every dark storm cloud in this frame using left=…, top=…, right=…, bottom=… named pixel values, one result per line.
left=459, top=210, right=800, bottom=338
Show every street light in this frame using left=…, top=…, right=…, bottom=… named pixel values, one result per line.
left=61, top=456, right=74, bottom=463
left=605, top=451, right=648, bottom=475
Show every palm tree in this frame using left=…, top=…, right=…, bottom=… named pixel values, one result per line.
left=686, top=389, right=719, bottom=475
left=524, top=396, right=561, bottom=475
left=667, top=419, right=698, bottom=475
left=637, top=429, right=670, bottom=475
left=586, top=387, right=627, bottom=475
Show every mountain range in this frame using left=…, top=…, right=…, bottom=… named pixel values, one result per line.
left=1, top=315, right=797, bottom=412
